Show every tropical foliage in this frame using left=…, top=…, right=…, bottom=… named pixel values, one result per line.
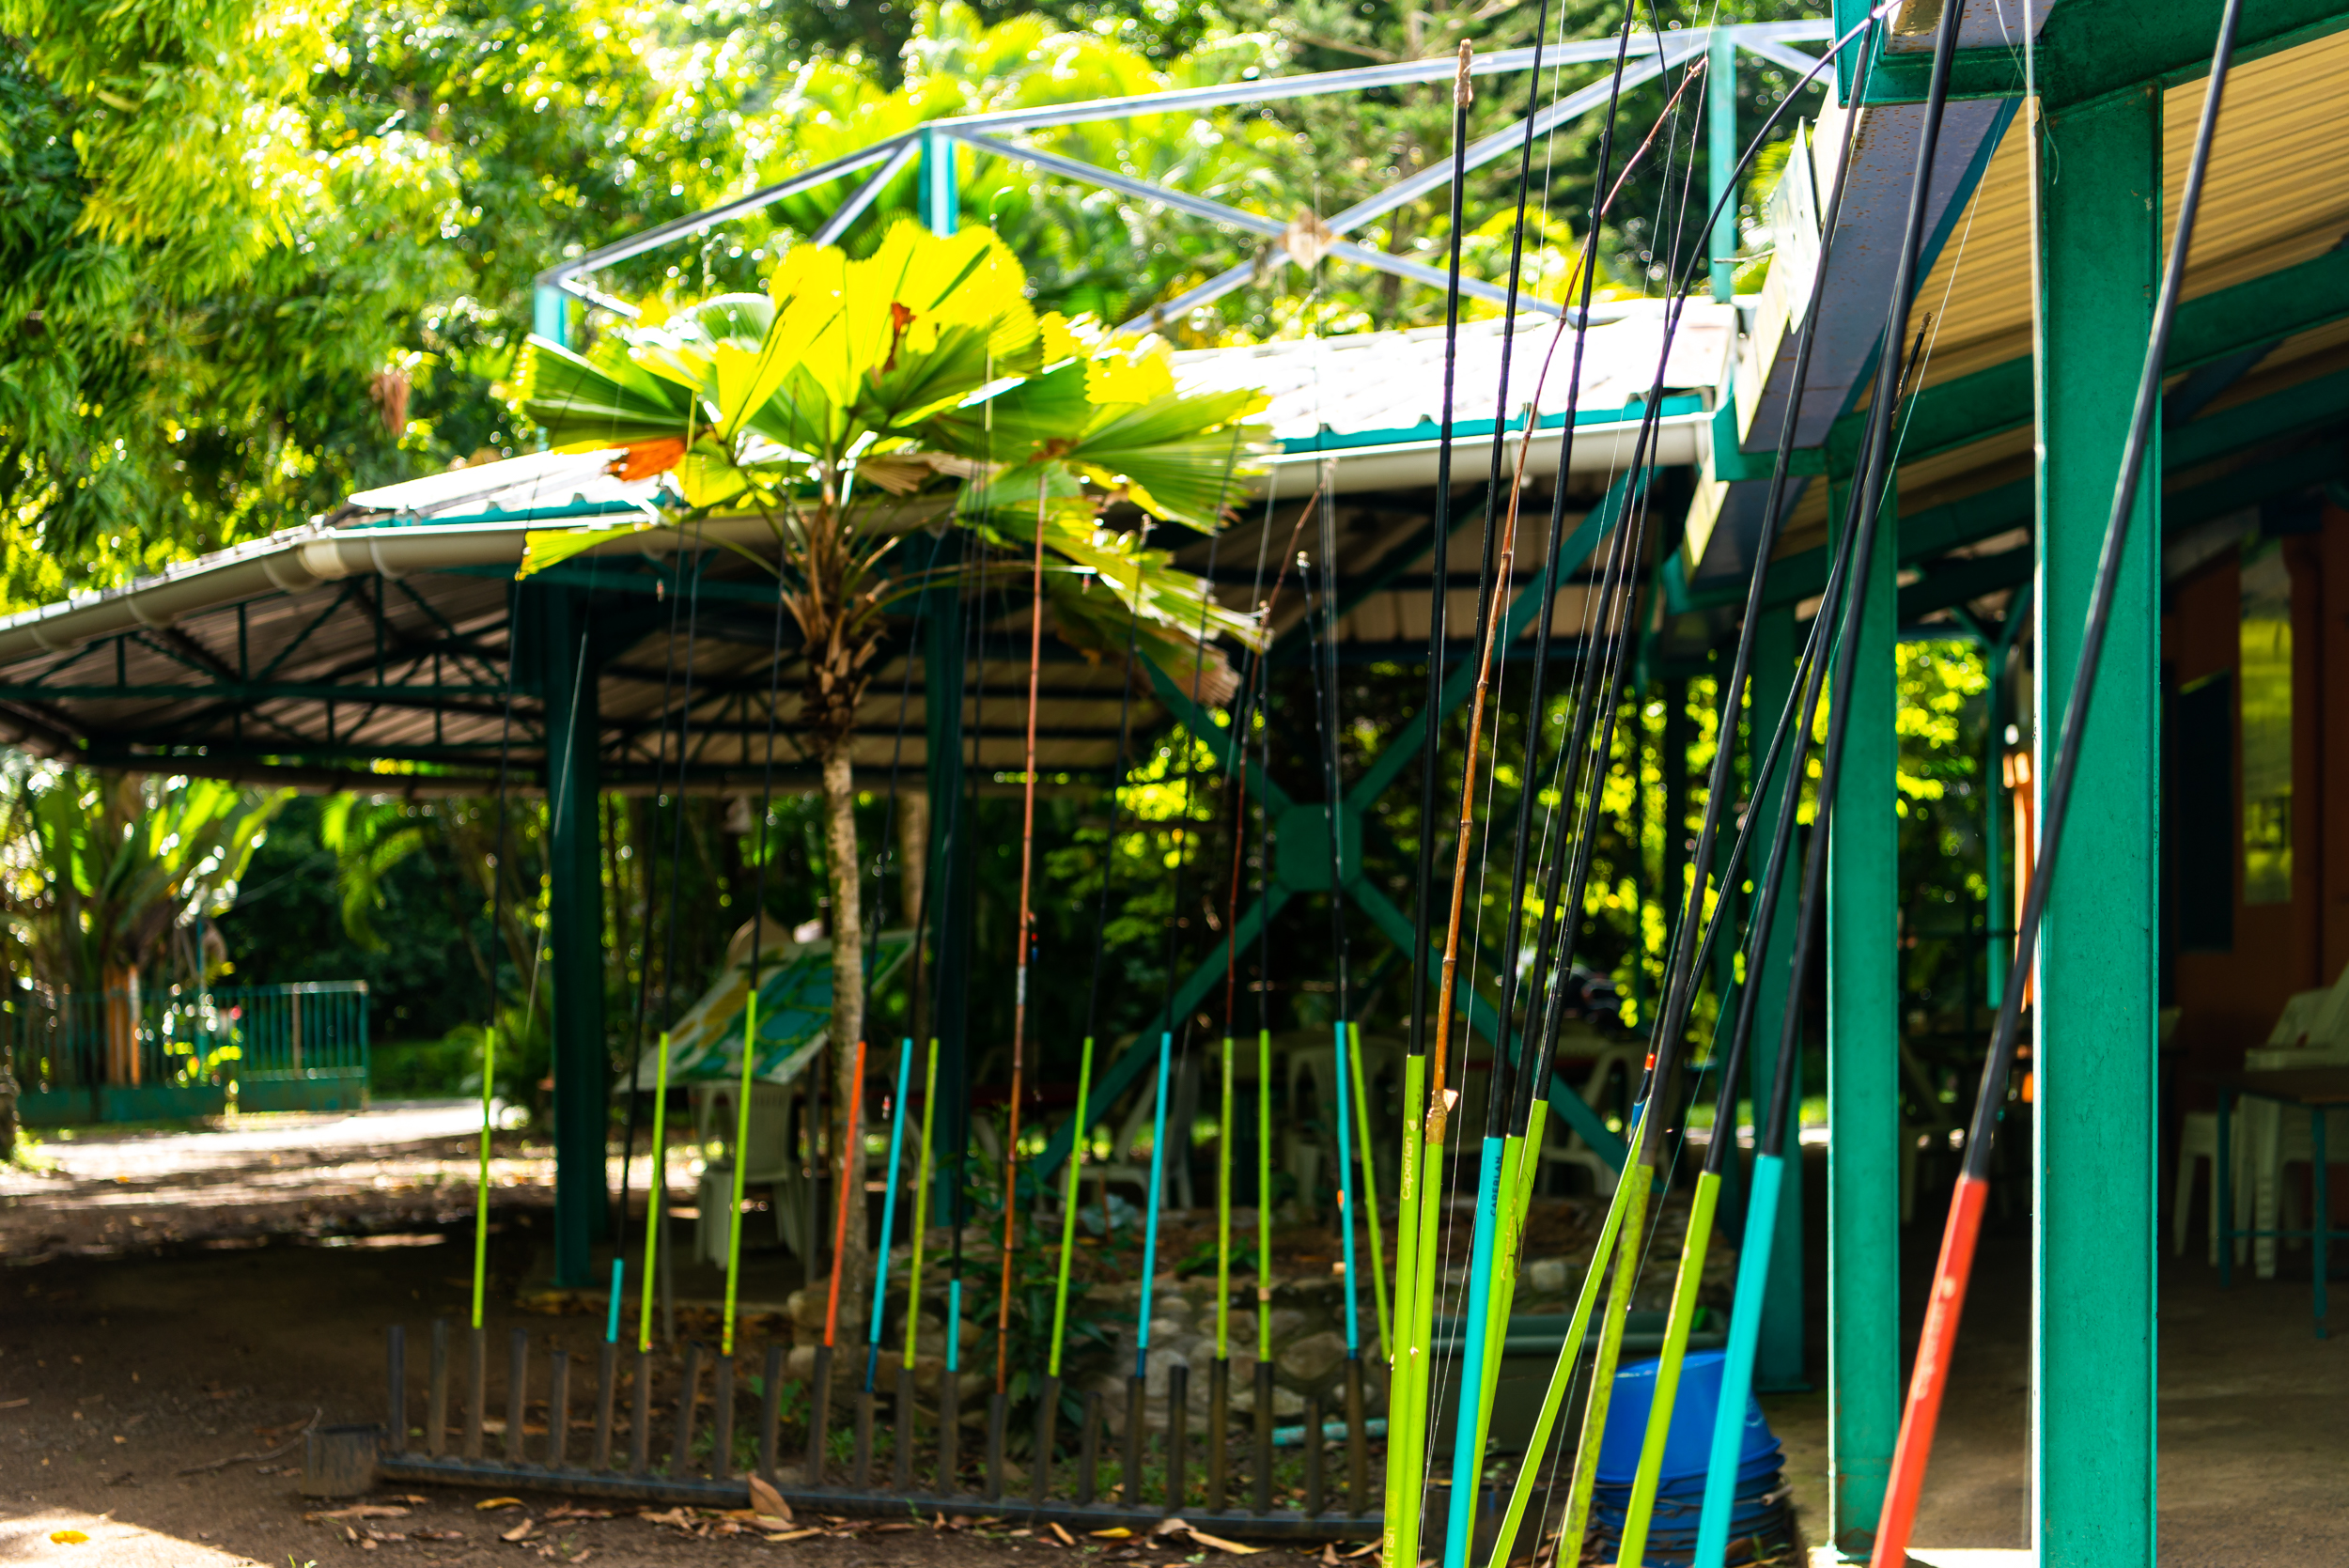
left=518, top=217, right=1269, bottom=1283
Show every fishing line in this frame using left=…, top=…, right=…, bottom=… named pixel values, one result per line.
left=1869, top=1, right=2245, bottom=1558
left=636, top=516, right=710, bottom=1353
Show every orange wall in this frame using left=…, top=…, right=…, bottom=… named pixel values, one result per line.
left=2167, top=504, right=2348, bottom=1091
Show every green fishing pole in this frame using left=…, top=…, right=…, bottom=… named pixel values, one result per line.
left=637, top=1030, right=673, bottom=1352
left=1382, top=46, right=1473, bottom=1568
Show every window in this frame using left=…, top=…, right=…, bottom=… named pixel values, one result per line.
left=2239, top=545, right=2292, bottom=906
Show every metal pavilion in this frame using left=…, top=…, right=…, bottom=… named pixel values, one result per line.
left=3, top=7, right=2348, bottom=1560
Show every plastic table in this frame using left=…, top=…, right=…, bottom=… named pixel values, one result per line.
left=2214, top=1068, right=2349, bottom=1337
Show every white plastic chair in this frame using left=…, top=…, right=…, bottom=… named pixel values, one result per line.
left=2175, top=1109, right=2250, bottom=1265
left=691, top=1079, right=807, bottom=1265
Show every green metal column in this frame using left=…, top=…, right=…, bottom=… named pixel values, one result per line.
left=1708, top=30, right=1737, bottom=303
left=918, top=127, right=957, bottom=237
left=1746, top=604, right=1804, bottom=1390
left=2030, top=85, right=2160, bottom=1567
left=535, top=582, right=608, bottom=1288
left=1827, top=476, right=1897, bottom=1552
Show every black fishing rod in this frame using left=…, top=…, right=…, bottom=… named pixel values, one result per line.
left=1871, top=0, right=2245, bottom=1557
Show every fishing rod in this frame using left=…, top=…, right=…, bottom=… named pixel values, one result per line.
left=1435, top=5, right=1648, bottom=1538
left=1208, top=490, right=1310, bottom=1509
left=1125, top=450, right=1236, bottom=1507
left=992, top=477, right=1054, bottom=1409
left=1382, top=45, right=1474, bottom=1568
left=1305, top=478, right=1381, bottom=1508
left=1460, top=5, right=1911, bottom=1560
left=1040, top=583, right=1143, bottom=1475
left=1682, top=5, right=1972, bottom=1560
left=635, top=527, right=709, bottom=1354
left=1595, top=41, right=1876, bottom=1568
left=1867, top=2, right=2244, bottom=1560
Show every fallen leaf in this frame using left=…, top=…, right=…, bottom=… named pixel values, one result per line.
left=746, top=1475, right=792, bottom=1523
left=1341, top=1545, right=1379, bottom=1560
left=1010, top=1529, right=1035, bottom=1538
left=307, top=1507, right=412, bottom=1521
left=501, top=1519, right=539, bottom=1543
left=48, top=1531, right=87, bottom=1545
left=637, top=1509, right=695, bottom=1529
left=0, top=1398, right=29, bottom=1410
left=873, top=1523, right=919, bottom=1533
left=566, top=1551, right=592, bottom=1564
left=1040, top=1523, right=1075, bottom=1547
left=360, top=1539, right=379, bottom=1551
left=1322, top=1547, right=1341, bottom=1566
left=477, top=1498, right=526, bottom=1512
left=1090, top=1528, right=1135, bottom=1540
left=385, top=1496, right=429, bottom=1505
left=414, top=1529, right=466, bottom=1541
left=1182, top=1527, right=1266, bottom=1556
left=763, top=1529, right=823, bottom=1544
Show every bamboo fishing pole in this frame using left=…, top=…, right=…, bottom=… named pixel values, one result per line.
left=996, top=479, right=1052, bottom=1397
left=1867, top=4, right=2242, bottom=1560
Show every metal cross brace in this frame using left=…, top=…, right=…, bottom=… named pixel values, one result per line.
left=1028, top=471, right=1646, bottom=1188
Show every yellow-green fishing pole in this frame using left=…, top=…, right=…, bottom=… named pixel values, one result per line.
left=637, top=1030, right=673, bottom=1352
left=1047, top=1035, right=1093, bottom=1377
left=471, top=1026, right=497, bottom=1331
left=722, top=989, right=759, bottom=1357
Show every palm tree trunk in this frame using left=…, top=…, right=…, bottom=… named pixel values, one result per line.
left=820, top=743, right=869, bottom=1308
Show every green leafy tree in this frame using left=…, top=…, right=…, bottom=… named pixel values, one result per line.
left=520, top=217, right=1269, bottom=1286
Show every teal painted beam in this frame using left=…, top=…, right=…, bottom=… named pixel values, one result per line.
left=0, top=683, right=508, bottom=703
left=2166, top=439, right=2349, bottom=531
left=529, top=582, right=609, bottom=1288
left=1897, top=543, right=2032, bottom=623
left=1821, top=247, right=2349, bottom=470
left=1856, top=0, right=2349, bottom=105
left=1746, top=604, right=1805, bottom=1392
left=1142, top=659, right=1295, bottom=814
left=2167, top=364, right=2349, bottom=470
left=918, top=126, right=957, bottom=236
left=1709, top=29, right=1737, bottom=303
left=1827, top=476, right=1897, bottom=1552
left=2031, top=83, right=2159, bottom=1567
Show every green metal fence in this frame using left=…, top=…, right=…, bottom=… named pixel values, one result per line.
left=5, top=980, right=369, bottom=1124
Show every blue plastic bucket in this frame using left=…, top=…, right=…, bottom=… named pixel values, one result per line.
left=1593, top=1349, right=1778, bottom=1485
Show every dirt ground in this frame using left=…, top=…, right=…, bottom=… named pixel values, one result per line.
left=8, top=1114, right=2347, bottom=1566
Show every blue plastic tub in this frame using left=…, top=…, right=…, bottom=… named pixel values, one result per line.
left=1593, top=1348, right=1779, bottom=1485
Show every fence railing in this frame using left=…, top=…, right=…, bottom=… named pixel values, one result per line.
left=4, top=982, right=368, bottom=1113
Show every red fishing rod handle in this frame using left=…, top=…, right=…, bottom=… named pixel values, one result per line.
left=1869, top=1172, right=1988, bottom=1568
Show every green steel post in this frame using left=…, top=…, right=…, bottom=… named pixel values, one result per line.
left=538, top=583, right=608, bottom=1288
left=1746, top=605, right=1804, bottom=1390
left=2030, top=82, right=2160, bottom=1568
left=918, top=127, right=958, bottom=237
left=1708, top=30, right=1738, bottom=303
left=1828, top=473, right=1898, bottom=1548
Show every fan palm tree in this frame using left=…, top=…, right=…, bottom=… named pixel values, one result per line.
left=516, top=217, right=1268, bottom=1284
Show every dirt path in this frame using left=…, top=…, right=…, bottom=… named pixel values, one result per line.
left=1, top=1234, right=1318, bottom=1568
left=0, top=1103, right=562, bottom=1262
